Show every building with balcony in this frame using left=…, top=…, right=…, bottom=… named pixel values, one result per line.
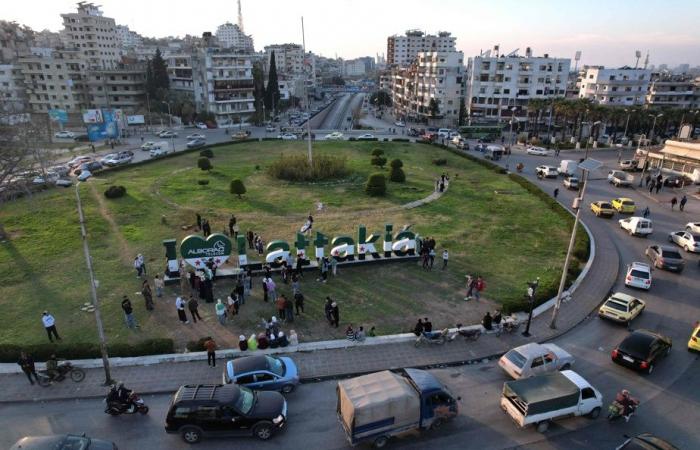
left=115, top=25, right=143, bottom=50
left=466, top=47, right=570, bottom=122
left=0, top=63, right=28, bottom=111
left=646, top=74, right=697, bottom=109
left=166, top=54, right=195, bottom=95
left=215, top=23, right=254, bottom=52
left=86, top=64, right=146, bottom=113
left=578, top=66, right=651, bottom=106
left=18, top=49, right=89, bottom=112
left=60, top=2, right=120, bottom=69
left=386, top=30, right=456, bottom=67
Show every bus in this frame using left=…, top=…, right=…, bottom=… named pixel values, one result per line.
left=459, top=125, right=504, bottom=141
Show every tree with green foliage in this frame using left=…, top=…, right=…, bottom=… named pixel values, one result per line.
left=250, top=61, right=266, bottom=124
left=371, top=156, right=387, bottom=168
left=389, top=158, right=403, bottom=169
left=365, top=173, right=387, bottom=196
left=458, top=98, right=467, bottom=126
left=197, top=157, right=212, bottom=171
left=371, top=148, right=384, bottom=156
left=370, top=90, right=392, bottom=108
left=146, top=48, right=169, bottom=103
left=389, top=166, right=406, bottom=182
left=230, top=179, right=246, bottom=198
left=429, top=98, right=441, bottom=118
left=264, top=51, right=280, bottom=114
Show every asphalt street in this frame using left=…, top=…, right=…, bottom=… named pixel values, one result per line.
left=4, top=143, right=698, bottom=449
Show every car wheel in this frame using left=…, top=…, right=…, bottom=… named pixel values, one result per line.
left=281, top=384, right=295, bottom=394
left=373, top=436, right=389, bottom=448
left=253, top=422, right=273, bottom=440
left=181, top=427, right=202, bottom=444
left=589, top=407, right=601, bottom=419
left=536, top=421, right=550, bottom=433
left=647, top=364, right=654, bottom=375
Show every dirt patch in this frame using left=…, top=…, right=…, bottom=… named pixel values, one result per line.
left=87, top=183, right=133, bottom=265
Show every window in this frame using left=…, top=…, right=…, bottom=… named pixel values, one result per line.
left=256, top=373, right=276, bottom=382
left=581, top=387, right=596, bottom=399
left=531, top=357, right=544, bottom=368
left=172, top=406, right=191, bottom=419
left=236, top=374, right=255, bottom=384
left=195, top=406, right=219, bottom=419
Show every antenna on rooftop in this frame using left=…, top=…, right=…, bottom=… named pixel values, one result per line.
left=634, top=50, right=641, bottom=69
left=237, top=0, right=245, bottom=32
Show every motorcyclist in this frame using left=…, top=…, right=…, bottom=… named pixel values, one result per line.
left=117, top=382, right=133, bottom=404
left=616, top=389, right=639, bottom=422
left=482, top=312, right=493, bottom=331
left=45, top=354, right=62, bottom=381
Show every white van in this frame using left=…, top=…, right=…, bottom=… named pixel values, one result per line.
left=558, top=160, right=578, bottom=177
left=619, top=217, right=653, bottom=236
left=438, top=128, right=452, bottom=138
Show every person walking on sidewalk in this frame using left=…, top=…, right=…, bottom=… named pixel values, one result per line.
left=154, top=275, right=164, bottom=298
left=142, top=280, right=154, bottom=311
left=188, top=295, right=202, bottom=323
left=42, top=311, right=61, bottom=342
left=645, top=174, right=651, bottom=187
left=18, top=351, right=39, bottom=385
left=121, top=296, right=137, bottom=329
left=671, top=196, right=678, bottom=210
left=679, top=195, right=687, bottom=212
left=175, top=297, right=189, bottom=324
left=215, top=299, right=226, bottom=325
left=553, top=188, right=559, bottom=199
left=655, top=181, right=662, bottom=194
left=204, top=337, right=217, bottom=368
left=649, top=180, right=655, bottom=194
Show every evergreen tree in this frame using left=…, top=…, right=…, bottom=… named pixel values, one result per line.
left=458, top=98, right=467, bottom=126
left=264, top=51, right=280, bottom=114
left=145, top=60, right=156, bottom=99
left=152, top=48, right=170, bottom=91
left=251, top=61, right=266, bottom=124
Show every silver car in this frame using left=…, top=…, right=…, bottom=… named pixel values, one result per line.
left=499, top=343, right=575, bottom=379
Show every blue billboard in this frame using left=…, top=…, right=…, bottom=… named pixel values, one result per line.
left=48, top=109, right=68, bottom=124
left=86, top=109, right=120, bottom=141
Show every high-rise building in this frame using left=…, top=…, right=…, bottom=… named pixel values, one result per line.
left=0, top=64, right=28, bottom=111
left=263, top=44, right=316, bottom=98
left=466, top=47, right=570, bottom=122
left=215, top=23, right=254, bottom=52
left=578, top=66, right=651, bottom=106
left=646, top=74, right=697, bottom=109
left=85, top=64, right=147, bottom=112
left=115, top=25, right=143, bottom=50
left=386, top=30, right=456, bottom=66
left=60, top=2, right=120, bottom=68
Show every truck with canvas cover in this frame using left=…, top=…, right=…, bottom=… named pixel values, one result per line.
left=337, top=368, right=458, bottom=448
left=500, top=370, right=602, bottom=433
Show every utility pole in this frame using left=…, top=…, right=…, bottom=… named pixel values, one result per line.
left=75, top=182, right=114, bottom=386
left=301, top=16, right=313, bottom=164
left=522, top=277, right=539, bottom=337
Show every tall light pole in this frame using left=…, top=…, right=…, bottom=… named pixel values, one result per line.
left=677, top=110, right=698, bottom=138
left=622, top=108, right=632, bottom=142
left=506, top=107, right=516, bottom=171
left=522, top=277, right=539, bottom=337
left=75, top=182, right=114, bottom=385
left=550, top=158, right=602, bottom=329
left=637, top=133, right=649, bottom=187
left=648, top=112, right=663, bottom=143
left=584, top=121, right=601, bottom=158
left=301, top=16, right=313, bottom=164
left=161, top=101, right=175, bottom=151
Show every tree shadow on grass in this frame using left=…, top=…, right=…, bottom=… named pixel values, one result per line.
left=1, top=239, right=63, bottom=310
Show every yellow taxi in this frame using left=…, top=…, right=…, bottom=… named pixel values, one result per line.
left=688, top=322, right=700, bottom=352
left=590, top=201, right=615, bottom=217
left=611, top=197, right=636, bottom=214
left=598, top=292, right=645, bottom=325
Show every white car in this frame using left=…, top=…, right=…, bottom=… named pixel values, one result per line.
left=625, top=262, right=652, bottom=290
left=100, top=153, right=118, bottom=165
left=499, top=343, right=575, bottom=379
left=77, top=170, right=92, bottom=181
left=103, top=154, right=132, bottom=166
left=186, top=133, right=205, bottom=140
left=536, top=165, right=559, bottom=178
left=150, top=147, right=169, bottom=158
left=265, top=125, right=276, bottom=132
left=324, top=132, right=344, bottom=140
left=195, top=122, right=208, bottom=129
left=357, top=133, right=375, bottom=140
left=619, top=160, right=638, bottom=171
left=527, top=146, right=550, bottom=156
left=394, top=121, right=405, bottom=127
left=67, top=156, right=93, bottom=168
left=140, top=142, right=157, bottom=151
left=278, top=133, right=298, bottom=140
left=668, top=230, right=700, bottom=252
left=563, top=176, right=579, bottom=189
left=451, top=135, right=463, bottom=145
left=54, top=131, right=75, bottom=139
left=158, top=131, right=178, bottom=138
left=686, top=222, right=700, bottom=234
left=619, top=217, right=653, bottom=236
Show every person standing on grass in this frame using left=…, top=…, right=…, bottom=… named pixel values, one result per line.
left=204, top=337, right=217, bottom=368
left=142, top=280, right=154, bottom=311
left=324, top=297, right=333, bottom=325
left=176, top=297, right=189, bottom=324
left=134, top=256, right=143, bottom=278
left=154, top=274, right=164, bottom=298
left=235, top=277, right=245, bottom=305
left=228, top=215, right=236, bottom=238
left=227, top=294, right=238, bottom=317
left=246, top=230, right=254, bottom=249
left=474, top=276, right=486, bottom=301
left=18, top=352, right=39, bottom=385
left=262, top=276, right=269, bottom=302
left=121, top=296, right=137, bottom=329
left=442, top=249, right=449, bottom=270
left=292, top=275, right=301, bottom=295
left=196, top=213, right=202, bottom=231
left=294, top=291, right=305, bottom=315
left=330, top=302, right=340, bottom=328
left=671, top=196, right=678, bottom=210
left=296, top=255, right=304, bottom=277
left=284, top=295, right=294, bottom=323
left=276, top=295, right=287, bottom=321
left=330, top=256, right=338, bottom=277
left=42, top=311, right=61, bottom=342
left=465, top=275, right=475, bottom=300
left=267, top=277, right=278, bottom=302
left=215, top=299, right=226, bottom=325
left=679, top=195, right=687, bottom=212
left=138, top=254, right=146, bottom=276
left=188, top=295, right=202, bottom=323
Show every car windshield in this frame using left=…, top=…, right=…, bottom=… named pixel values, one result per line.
left=60, top=435, right=90, bottom=450
left=234, top=386, right=255, bottom=414
left=661, top=249, right=682, bottom=259
left=504, top=349, right=527, bottom=368
left=265, top=356, right=285, bottom=376
left=623, top=201, right=634, bottom=206
left=605, top=300, right=628, bottom=312
left=630, top=270, right=649, bottom=279
left=600, top=203, right=612, bottom=208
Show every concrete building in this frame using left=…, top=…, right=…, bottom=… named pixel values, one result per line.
left=115, top=25, right=143, bottom=50
left=18, top=49, right=89, bottom=112
left=578, top=66, right=651, bottom=106
left=60, top=2, right=120, bottom=69
left=466, top=47, right=570, bottom=121
left=0, top=64, right=28, bottom=111
left=644, top=140, right=700, bottom=183
left=344, top=59, right=366, bottom=77
left=166, top=54, right=195, bottom=95
left=215, top=23, right=254, bottom=52
left=388, top=51, right=465, bottom=126
left=0, top=21, right=34, bottom=63
left=263, top=43, right=316, bottom=98
left=85, top=64, right=146, bottom=113
left=386, top=30, right=456, bottom=67
left=646, top=74, right=697, bottom=109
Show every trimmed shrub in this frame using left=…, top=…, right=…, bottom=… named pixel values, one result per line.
left=199, top=148, right=214, bottom=158
left=0, top=338, right=175, bottom=362
left=186, top=337, right=210, bottom=352
left=267, top=153, right=349, bottom=182
left=390, top=158, right=403, bottom=169
left=371, top=148, right=384, bottom=156
left=365, top=173, right=387, bottom=196
left=197, top=179, right=210, bottom=186
left=432, top=158, right=448, bottom=166
left=371, top=156, right=387, bottom=168
left=104, top=185, right=126, bottom=199
left=391, top=138, right=409, bottom=142
left=389, top=167, right=406, bottom=182
left=230, top=179, right=246, bottom=198
left=197, top=157, right=212, bottom=171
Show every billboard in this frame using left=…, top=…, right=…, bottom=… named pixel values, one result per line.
left=127, top=115, right=145, bottom=125
left=86, top=109, right=119, bottom=141
left=82, top=109, right=104, bottom=124
left=48, top=109, right=68, bottom=124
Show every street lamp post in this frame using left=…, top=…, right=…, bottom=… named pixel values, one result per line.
left=161, top=101, right=175, bottom=152
left=584, top=121, right=601, bottom=159
left=506, top=107, right=516, bottom=171
left=522, top=277, right=539, bottom=337
left=648, top=112, right=663, bottom=143
left=619, top=108, right=632, bottom=162
left=75, top=182, right=114, bottom=386
left=637, top=133, right=649, bottom=187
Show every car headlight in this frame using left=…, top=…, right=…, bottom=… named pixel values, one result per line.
left=272, top=415, right=284, bottom=424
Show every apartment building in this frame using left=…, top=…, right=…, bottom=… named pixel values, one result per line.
left=60, top=2, right=120, bottom=69
left=215, top=23, right=254, bottom=52
left=646, top=74, right=697, bottom=109
left=263, top=43, right=316, bottom=98
left=0, top=64, right=28, bottom=111
left=115, top=25, right=143, bottom=50
left=386, top=30, right=456, bottom=66
left=578, top=66, right=651, bottom=106
left=466, top=47, right=570, bottom=121
left=166, top=54, right=195, bottom=94
left=388, top=51, right=465, bottom=126
left=18, top=49, right=89, bottom=112
left=85, top=64, right=146, bottom=113
left=344, top=59, right=366, bottom=77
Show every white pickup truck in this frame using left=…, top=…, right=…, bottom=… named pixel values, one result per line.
left=608, top=170, right=634, bottom=187
left=501, top=370, right=602, bottom=433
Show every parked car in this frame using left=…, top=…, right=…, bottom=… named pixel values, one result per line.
left=437, top=128, right=452, bottom=138
left=223, top=355, right=299, bottom=393
left=612, top=197, right=636, bottom=214
left=186, top=133, right=206, bottom=140
left=164, top=384, right=287, bottom=444
left=394, top=121, right=405, bottom=127
left=645, top=244, right=684, bottom=272
left=536, top=165, right=559, bottom=179
left=619, top=160, right=638, bottom=171
left=668, top=230, right=700, bottom=252
left=67, top=155, right=93, bottom=168
left=688, top=322, right=700, bottom=352
left=663, top=174, right=692, bottom=188
left=141, top=141, right=158, bottom=151
left=32, top=172, right=60, bottom=185
left=611, top=329, right=672, bottom=374
left=598, top=292, right=645, bottom=325
left=686, top=222, right=700, bottom=234
left=232, top=131, right=249, bottom=140
left=527, top=146, right=550, bottom=156
left=616, top=433, right=679, bottom=450
left=265, top=125, right=276, bottom=132
left=278, top=133, right=298, bottom=140
left=619, top=217, right=653, bottom=237
left=77, top=161, right=103, bottom=174
left=563, top=176, right=579, bottom=189
left=324, top=132, right=344, bottom=140
left=150, top=147, right=169, bottom=158
left=608, top=170, right=634, bottom=187
left=356, top=133, right=375, bottom=140
left=625, top=262, right=652, bottom=290
left=55, top=178, right=73, bottom=187
left=9, top=434, right=117, bottom=450
left=158, top=130, right=178, bottom=138
left=49, top=165, right=70, bottom=177
left=77, top=170, right=92, bottom=181
left=186, top=138, right=206, bottom=149
left=195, top=122, right=208, bottom=129
left=54, top=131, right=75, bottom=139
left=498, top=343, right=575, bottom=379
left=102, top=153, right=132, bottom=166
left=590, top=201, right=615, bottom=218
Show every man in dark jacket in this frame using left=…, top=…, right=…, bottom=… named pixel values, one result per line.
left=413, top=319, right=424, bottom=336
left=294, top=291, right=305, bottom=314
left=18, top=352, right=39, bottom=385
left=330, top=302, right=340, bottom=328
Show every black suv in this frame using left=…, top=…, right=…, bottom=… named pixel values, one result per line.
left=165, top=384, right=287, bottom=444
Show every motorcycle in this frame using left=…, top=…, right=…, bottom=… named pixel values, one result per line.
left=415, top=329, right=449, bottom=347
left=37, top=362, right=86, bottom=387
left=607, top=400, right=638, bottom=422
left=496, top=317, right=520, bottom=336
left=105, top=392, right=149, bottom=415
left=449, top=325, right=482, bottom=341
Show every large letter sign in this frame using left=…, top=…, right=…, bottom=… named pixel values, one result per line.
left=236, top=235, right=248, bottom=266
left=294, top=232, right=309, bottom=259
left=265, top=240, right=290, bottom=267
left=314, top=232, right=329, bottom=259
left=180, top=233, right=232, bottom=269
left=392, top=230, right=417, bottom=256
left=383, top=224, right=393, bottom=257
left=330, top=235, right=355, bottom=262
left=357, top=225, right=380, bottom=260
left=162, top=239, right=179, bottom=276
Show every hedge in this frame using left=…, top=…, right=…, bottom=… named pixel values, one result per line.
left=0, top=338, right=175, bottom=363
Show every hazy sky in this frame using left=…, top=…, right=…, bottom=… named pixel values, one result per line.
left=4, top=0, right=700, bottom=67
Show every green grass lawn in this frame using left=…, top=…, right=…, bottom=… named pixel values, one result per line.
left=0, top=141, right=584, bottom=352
